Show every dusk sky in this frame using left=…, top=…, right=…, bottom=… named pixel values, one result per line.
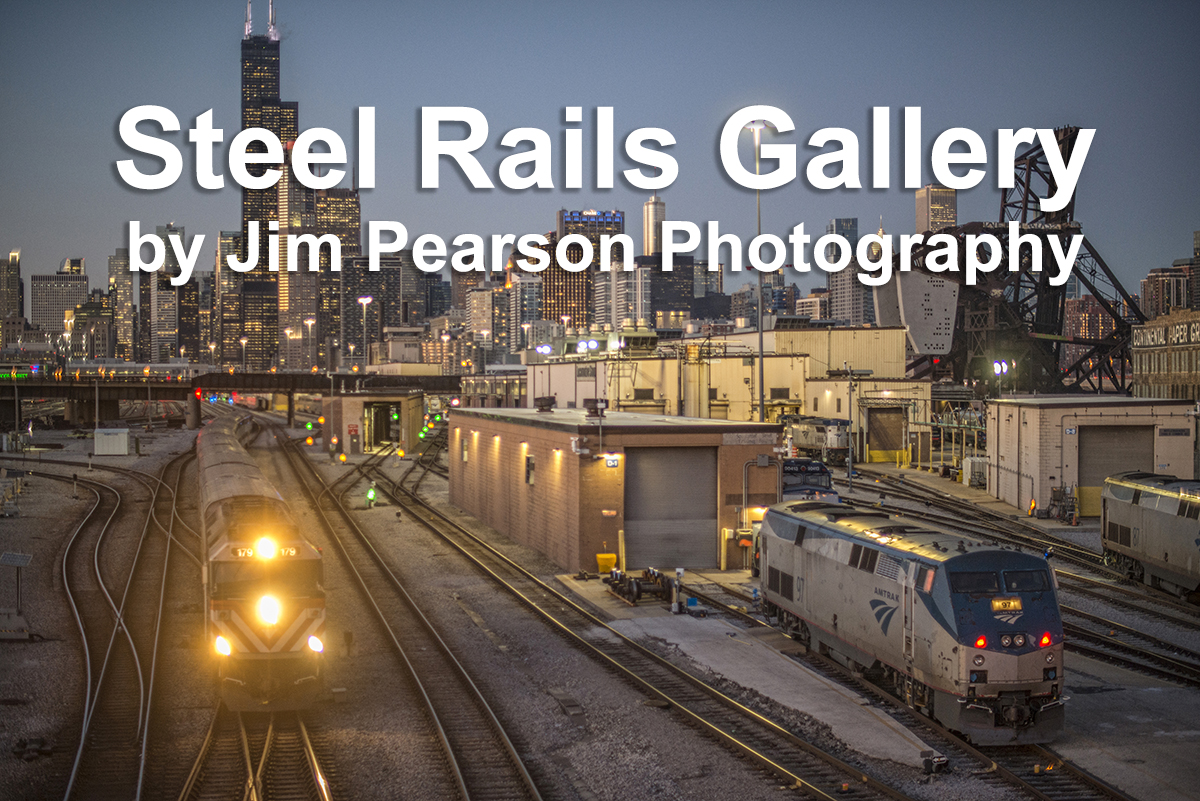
left=2, top=0, right=1197, bottom=303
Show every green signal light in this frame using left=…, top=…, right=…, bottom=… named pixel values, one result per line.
left=434, top=414, right=442, bottom=422
left=419, top=432, right=426, bottom=439
left=367, top=487, right=376, bottom=501
left=391, top=413, right=399, bottom=421
left=306, top=422, right=313, bottom=430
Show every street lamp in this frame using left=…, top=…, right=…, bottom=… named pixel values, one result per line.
left=745, top=118, right=774, bottom=423
left=358, top=296, right=373, bottom=366
left=304, top=317, right=315, bottom=367
left=522, top=322, right=531, bottom=351
left=240, top=337, right=248, bottom=372
left=561, top=315, right=570, bottom=333
left=208, top=342, right=216, bottom=365
left=284, top=327, right=293, bottom=368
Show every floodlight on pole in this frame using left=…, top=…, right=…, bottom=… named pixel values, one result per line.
left=358, top=296, right=373, bottom=366
left=240, top=337, right=248, bottom=372
left=744, top=118, right=774, bottom=423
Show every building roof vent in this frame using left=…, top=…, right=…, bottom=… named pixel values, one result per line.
left=534, top=396, right=557, bottom=413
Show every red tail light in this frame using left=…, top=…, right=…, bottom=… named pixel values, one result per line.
left=974, top=636, right=987, bottom=649
left=1039, top=632, right=1052, bottom=647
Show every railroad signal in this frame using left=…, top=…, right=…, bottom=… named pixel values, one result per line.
left=366, top=482, right=377, bottom=508
left=305, top=436, right=314, bottom=445
left=396, top=449, right=405, bottom=458
left=305, top=421, right=313, bottom=430
left=339, top=453, right=347, bottom=463
left=433, top=414, right=442, bottom=422
left=194, top=387, right=202, bottom=400
left=330, top=435, right=338, bottom=446
left=317, top=416, right=325, bottom=425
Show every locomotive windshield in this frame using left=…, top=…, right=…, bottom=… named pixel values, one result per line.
left=1003, top=570, right=1051, bottom=592
left=949, top=571, right=1000, bottom=593
left=212, top=561, right=323, bottom=597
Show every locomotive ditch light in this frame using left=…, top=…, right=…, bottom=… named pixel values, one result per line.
left=973, top=655, right=985, bottom=666
left=1039, top=632, right=1052, bottom=647
left=974, top=635, right=987, bottom=649
left=255, top=537, right=277, bottom=559
left=1001, top=635, right=1012, bottom=648
left=257, top=595, right=281, bottom=625
left=308, top=635, right=324, bottom=653
left=1014, top=634, right=1026, bottom=647
left=215, top=636, right=232, bottom=656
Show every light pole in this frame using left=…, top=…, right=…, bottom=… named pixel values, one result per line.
left=521, top=322, right=531, bottom=352
left=208, top=342, right=216, bottom=365
left=240, top=336, right=248, bottom=372
left=745, top=119, right=772, bottom=423
left=358, top=296, right=373, bottom=367
left=561, top=315, right=570, bottom=333
left=284, top=327, right=293, bottom=368
left=304, top=317, right=315, bottom=368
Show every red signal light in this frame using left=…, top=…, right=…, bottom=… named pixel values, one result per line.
left=1039, top=632, right=1052, bottom=647
left=974, top=636, right=987, bottom=649
left=194, top=387, right=202, bottom=400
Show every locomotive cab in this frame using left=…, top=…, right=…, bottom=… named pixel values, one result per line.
left=937, top=551, right=1065, bottom=742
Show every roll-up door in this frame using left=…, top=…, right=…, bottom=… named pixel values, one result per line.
left=623, top=447, right=718, bottom=569
left=867, top=407, right=905, bottom=462
left=1078, top=425, right=1154, bottom=516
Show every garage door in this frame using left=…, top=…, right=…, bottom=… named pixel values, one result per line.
left=867, top=407, right=905, bottom=461
left=624, top=447, right=718, bottom=569
left=1078, top=425, right=1154, bottom=516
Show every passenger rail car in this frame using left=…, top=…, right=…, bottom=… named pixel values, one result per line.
left=785, top=416, right=850, bottom=464
left=760, top=501, right=1065, bottom=744
left=197, top=415, right=325, bottom=710
left=1102, top=472, right=1200, bottom=600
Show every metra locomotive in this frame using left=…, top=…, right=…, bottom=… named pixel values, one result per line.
left=197, top=415, right=325, bottom=709
left=1101, top=472, right=1200, bottom=600
left=760, top=500, right=1065, bottom=743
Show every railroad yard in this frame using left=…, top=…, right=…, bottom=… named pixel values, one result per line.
left=0, top=404, right=1198, bottom=801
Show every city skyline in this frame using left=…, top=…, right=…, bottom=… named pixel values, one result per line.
left=2, top=1, right=1198, bottom=308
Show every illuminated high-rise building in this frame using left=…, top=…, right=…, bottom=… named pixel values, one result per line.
left=315, top=187, right=361, bottom=366
left=151, top=223, right=183, bottom=361
left=825, top=218, right=874, bottom=325
left=1, top=249, right=21, bottom=325
left=916, top=184, right=956, bottom=235
left=30, top=272, right=88, bottom=334
left=240, top=0, right=297, bottom=369
left=215, top=230, right=242, bottom=364
left=60, top=258, right=85, bottom=275
left=107, top=247, right=134, bottom=359
left=546, top=209, right=627, bottom=327
left=642, top=195, right=665, bottom=256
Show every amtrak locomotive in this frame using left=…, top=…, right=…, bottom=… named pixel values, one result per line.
left=197, top=415, right=326, bottom=710
left=784, top=416, right=851, bottom=464
left=1102, top=472, right=1200, bottom=600
left=760, top=500, right=1065, bottom=743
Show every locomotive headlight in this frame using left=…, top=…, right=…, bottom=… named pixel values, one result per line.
left=1014, top=634, right=1026, bottom=647
left=308, top=635, right=324, bottom=653
left=257, top=595, right=281, bottom=625
left=973, top=655, right=985, bottom=666
left=1000, top=635, right=1012, bottom=648
left=215, top=636, right=231, bottom=656
left=255, top=537, right=277, bottom=560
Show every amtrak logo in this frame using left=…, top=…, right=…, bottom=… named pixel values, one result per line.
left=870, top=599, right=899, bottom=635
left=995, top=612, right=1024, bottom=625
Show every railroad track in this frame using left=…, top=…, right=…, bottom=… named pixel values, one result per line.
left=680, top=575, right=1138, bottom=801
left=271, top=425, right=542, bottom=801
left=54, top=447, right=192, bottom=800
left=355, top=438, right=923, bottom=801
left=176, top=705, right=333, bottom=801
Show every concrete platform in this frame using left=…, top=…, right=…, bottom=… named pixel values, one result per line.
left=557, top=572, right=941, bottom=770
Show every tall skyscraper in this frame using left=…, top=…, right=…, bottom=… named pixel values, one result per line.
left=542, top=209, right=627, bottom=327
left=506, top=273, right=542, bottom=353
left=30, top=272, right=88, bottom=334
left=60, top=258, right=85, bottom=275
left=314, top=187, right=361, bottom=367
left=1, top=250, right=21, bottom=324
left=916, top=184, right=957, bottom=235
left=107, top=247, right=134, bottom=359
left=151, top=223, right=184, bottom=361
left=643, top=195, right=665, bottom=256
left=240, top=0, right=297, bottom=369
left=825, top=218, right=875, bottom=325
left=215, top=230, right=242, bottom=364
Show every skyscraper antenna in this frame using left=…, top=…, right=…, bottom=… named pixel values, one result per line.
left=244, top=0, right=252, bottom=39
left=268, top=0, right=279, bottom=40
